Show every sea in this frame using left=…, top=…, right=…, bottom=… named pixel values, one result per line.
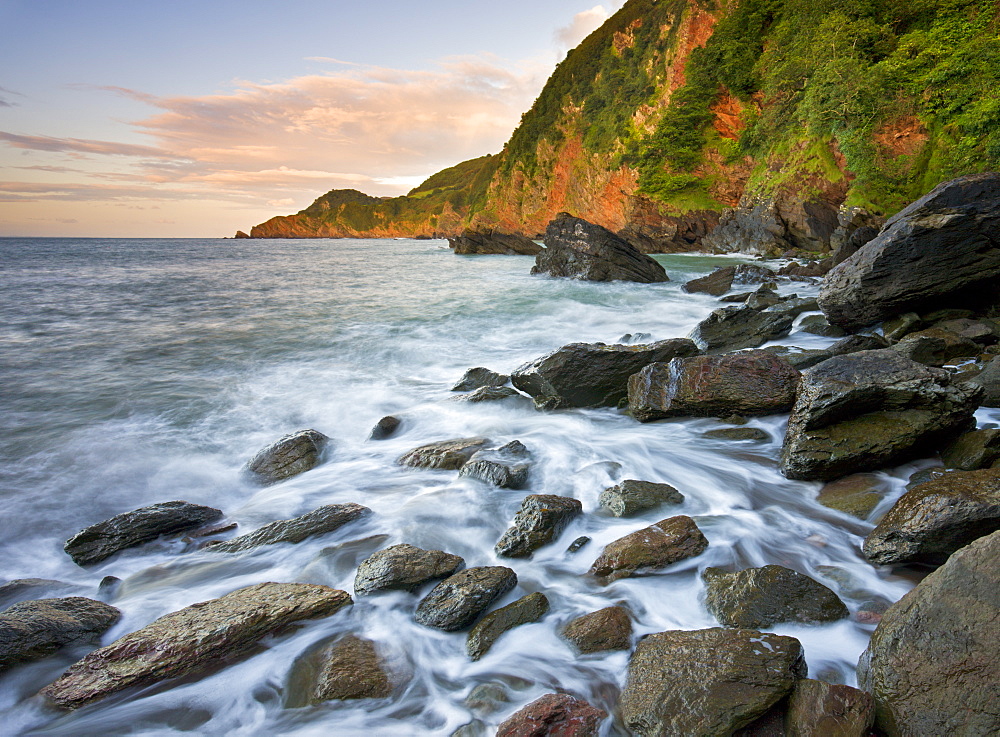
left=0, top=237, right=930, bottom=735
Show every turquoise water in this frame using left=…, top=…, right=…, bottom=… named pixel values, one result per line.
left=0, top=238, right=916, bottom=735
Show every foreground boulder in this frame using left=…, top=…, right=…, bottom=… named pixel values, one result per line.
left=819, top=172, right=1000, bottom=331
left=207, top=503, right=370, bottom=554
left=780, top=350, right=981, bottom=481
left=703, top=565, right=848, bottom=628
left=65, top=501, right=224, bottom=566
left=496, top=693, right=607, bottom=737
left=532, top=213, right=669, bottom=283
left=0, top=598, right=121, bottom=672
left=245, top=429, right=330, bottom=484
left=354, top=543, right=464, bottom=596
left=448, top=229, right=542, bottom=256
left=414, top=566, right=516, bottom=631
left=858, top=530, right=1000, bottom=735
left=598, top=480, right=683, bottom=517
left=40, top=583, right=352, bottom=709
left=458, top=440, right=531, bottom=489
left=589, top=516, right=708, bottom=583
left=561, top=605, right=632, bottom=654
left=511, top=338, right=698, bottom=410
left=313, top=634, right=393, bottom=701
left=688, top=305, right=795, bottom=353
left=396, top=437, right=488, bottom=470
left=495, top=495, right=582, bottom=558
left=862, top=468, right=1000, bottom=566
left=620, top=628, right=806, bottom=736
left=629, top=351, right=800, bottom=422
left=466, top=592, right=549, bottom=661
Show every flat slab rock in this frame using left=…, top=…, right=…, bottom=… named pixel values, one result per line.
left=245, top=429, right=330, bottom=485
left=207, top=503, right=370, bottom=554
left=414, top=566, right=516, bottom=631
left=396, top=437, right=488, bottom=470
left=589, top=516, right=708, bottom=583
left=703, top=565, right=848, bottom=628
left=598, top=479, right=683, bottom=517
left=495, top=494, right=582, bottom=558
left=466, top=591, right=549, bottom=661
left=496, top=693, right=607, bottom=737
left=40, top=582, right=353, bottom=710
left=858, top=529, right=1000, bottom=735
left=65, top=501, right=224, bottom=566
left=620, top=627, right=807, bottom=736
left=688, top=304, right=795, bottom=354
left=354, top=543, right=464, bottom=596
left=560, top=605, right=632, bottom=654
left=0, top=597, right=121, bottom=672
left=862, top=468, right=1000, bottom=566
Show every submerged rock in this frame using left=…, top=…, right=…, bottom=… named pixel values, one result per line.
left=858, top=530, right=1000, bottom=735
left=598, top=479, right=684, bottom=517
left=816, top=473, right=889, bottom=519
left=0, top=597, right=121, bottom=672
left=589, top=516, right=708, bottom=583
left=64, top=501, right=224, bottom=566
left=40, top=582, right=353, bottom=710
left=448, top=230, right=542, bottom=256
left=560, top=605, right=632, bottom=654
left=414, top=566, right=517, bottom=631
left=367, top=415, right=401, bottom=440
left=703, top=565, right=848, bottom=628
left=466, top=592, right=549, bottom=660
left=207, top=503, right=370, bottom=554
left=459, top=440, right=532, bottom=489
left=397, top=437, right=488, bottom=470
left=313, top=634, right=393, bottom=701
left=354, top=543, right=464, bottom=596
left=451, top=366, right=509, bottom=392
left=703, top=427, right=770, bottom=442
left=245, top=429, right=330, bottom=485
left=620, top=627, right=807, bottom=736
left=496, top=693, right=607, bottom=737
left=532, top=213, right=669, bottom=283
left=495, top=495, right=582, bottom=558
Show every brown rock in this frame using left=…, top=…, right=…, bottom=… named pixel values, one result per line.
left=0, top=597, right=121, bottom=672
left=560, top=606, right=632, bottom=654
left=816, top=473, right=889, bottom=519
left=414, top=566, right=517, bottom=631
left=466, top=592, right=549, bottom=661
left=354, top=543, right=464, bottom=596
left=940, top=428, right=1000, bottom=470
left=245, top=429, right=330, bottom=485
left=589, top=516, right=708, bottom=583
left=703, top=565, right=849, bottom=628
left=396, top=437, right=488, bottom=470
left=785, top=679, right=875, bottom=737
left=314, top=634, right=393, bottom=701
left=496, top=693, right=607, bottom=737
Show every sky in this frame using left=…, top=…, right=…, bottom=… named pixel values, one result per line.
left=0, top=0, right=624, bottom=237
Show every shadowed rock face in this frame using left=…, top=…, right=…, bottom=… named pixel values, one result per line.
left=414, top=567, right=517, bottom=631
left=858, top=530, right=1000, bottom=736
left=819, top=173, right=1000, bottom=331
left=448, top=230, right=542, bottom=255
left=466, top=592, right=549, bottom=661
left=0, top=597, right=121, bottom=672
left=40, top=583, right=353, bottom=710
left=785, top=679, right=875, bottom=737
left=207, top=503, right=370, bottom=554
left=245, top=429, right=330, bottom=485
left=589, top=516, right=708, bottom=583
left=496, top=693, right=607, bottom=737
left=354, top=544, right=464, bottom=596
left=687, top=304, right=796, bottom=354
left=703, top=565, right=848, bottom=628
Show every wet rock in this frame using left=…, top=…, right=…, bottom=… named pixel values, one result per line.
left=828, top=334, right=889, bottom=356
left=452, top=367, right=509, bottom=392
left=816, top=473, right=889, bottom=519
left=785, top=679, right=875, bottom=736
left=466, top=592, right=549, bottom=660
left=940, top=428, right=1000, bottom=470
left=862, top=468, right=1000, bottom=565
left=496, top=693, right=607, bottom=737
left=560, top=605, right=632, bottom=654
left=566, top=536, right=591, bottom=553
left=466, top=682, right=511, bottom=714
left=620, top=627, right=807, bottom=736
left=368, top=415, right=401, bottom=440
left=905, top=466, right=951, bottom=491
left=598, top=480, right=684, bottom=517
left=618, top=331, right=652, bottom=343
left=206, top=503, right=370, bottom=554
left=630, top=351, right=801, bottom=422
left=970, top=355, right=1000, bottom=407
left=858, top=530, right=1000, bottom=735
left=511, top=338, right=699, bottom=410
left=819, top=172, right=1000, bottom=331
left=892, top=327, right=980, bottom=366
left=589, top=516, right=708, bottom=583
left=40, top=582, right=352, bottom=710
left=799, top=314, right=846, bottom=338
left=245, top=429, right=330, bottom=485
left=414, top=566, right=517, bottom=631
left=448, top=230, right=542, bottom=256
left=314, top=634, right=393, bottom=701
left=495, top=495, right=582, bottom=558
left=778, top=260, right=829, bottom=279
left=532, top=213, right=669, bottom=283
left=744, top=285, right=784, bottom=310
left=762, top=346, right=833, bottom=370
left=881, top=312, right=923, bottom=342
left=0, top=597, right=121, bottom=672
left=688, top=305, right=795, bottom=353
left=459, top=441, right=532, bottom=489
left=354, top=543, right=464, bottom=596
left=830, top=206, right=884, bottom=267
left=704, top=427, right=770, bottom=442
left=780, top=350, right=981, bottom=481
left=397, top=437, right=488, bottom=470
left=683, top=266, right=737, bottom=296
left=65, top=501, right=224, bottom=566
left=456, top=386, right=522, bottom=403
left=0, top=579, right=79, bottom=610
left=703, top=565, right=849, bottom=628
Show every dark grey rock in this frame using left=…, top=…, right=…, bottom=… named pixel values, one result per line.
left=566, top=536, right=591, bottom=553
left=703, top=565, right=849, bottom=628
left=368, top=415, right=401, bottom=440
left=245, top=429, right=330, bottom=485
left=414, top=567, right=517, bottom=631
left=354, top=543, right=464, bottom=596
left=0, top=597, right=121, bottom=672
left=455, top=386, right=522, bottom=403
left=688, top=305, right=795, bottom=353
left=830, top=206, right=884, bottom=266
left=65, top=501, right=224, bottom=566
left=589, top=516, right=708, bottom=583
left=560, top=605, right=632, bottom=654
left=0, top=579, right=79, bottom=610
left=761, top=346, right=833, bottom=369
left=448, top=230, right=542, bottom=256
left=799, top=314, right=846, bottom=338
left=892, top=327, right=980, bottom=366
left=828, top=334, right=889, bottom=356
left=683, top=266, right=736, bottom=296
left=970, top=355, right=1000, bottom=407
left=206, top=503, right=370, bottom=554
left=397, top=437, right=488, bottom=470
left=459, top=440, right=531, bottom=489
left=703, top=427, right=770, bottom=442
left=495, top=495, right=582, bottom=558
left=598, top=480, right=684, bottom=517
left=466, top=592, right=549, bottom=660
left=451, top=367, right=509, bottom=392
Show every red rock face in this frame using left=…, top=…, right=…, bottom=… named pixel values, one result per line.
left=496, top=693, right=607, bottom=737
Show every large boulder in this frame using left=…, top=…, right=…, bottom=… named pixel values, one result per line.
left=466, top=592, right=549, bottom=661
left=495, top=495, right=582, bottom=558
left=245, top=429, right=330, bottom=484
left=206, top=503, right=370, bottom=554
left=64, top=501, right=224, bottom=566
left=857, top=530, right=1000, bottom=735
left=862, top=468, right=1000, bottom=566
left=414, top=566, right=517, bottom=631
left=496, top=693, right=607, bottom=737
left=703, top=565, right=848, bottom=628
left=780, top=350, right=981, bottom=481
left=589, top=516, right=708, bottom=584
left=620, top=627, right=807, bottom=736
left=40, top=583, right=352, bottom=709
left=819, top=173, right=1000, bottom=331
left=397, top=437, right=488, bottom=470
left=688, top=305, right=796, bottom=353
left=531, top=213, right=669, bottom=283
left=511, top=338, right=699, bottom=410
left=448, top=229, right=542, bottom=256
left=628, top=351, right=800, bottom=422
left=354, top=543, right=464, bottom=596
left=0, top=597, right=121, bottom=672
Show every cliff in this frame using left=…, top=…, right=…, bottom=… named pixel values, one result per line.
left=247, top=0, right=999, bottom=252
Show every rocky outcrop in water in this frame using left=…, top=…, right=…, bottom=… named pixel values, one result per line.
left=313, top=634, right=394, bottom=701
left=628, top=351, right=801, bottom=421
left=207, top=504, right=370, bottom=554
left=459, top=440, right=531, bottom=489
left=414, top=566, right=517, bottom=631
left=454, top=386, right=523, bottom=403
left=816, top=473, right=889, bottom=519
left=64, top=501, right=224, bottom=566
left=780, top=350, right=981, bottom=481
left=511, top=338, right=699, bottom=410
left=819, top=173, right=1000, bottom=330
left=451, top=367, right=509, bottom=392
left=40, top=583, right=352, bottom=709
left=495, top=494, right=582, bottom=558
left=245, top=429, right=330, bottom=485
left=466, top=591, right=549, bottom=660
left=0, top=597, right=121, bottom=672
left=531, top=213, right=669, bottom=283
left=589, top=516, right=708, bottom=583
left=448, top=229, right=542, bottom=255
left=688, top=304, right=796, bottom=353
left=858, top=530, right=1000, bottom=735
left=354, top=544, right=464, bottom=596
left=368, top=415, right=401, bottom=440
left=397, top=437, right=488, bottom=470
left=620, top=627, right=807, bottom=736
left=598, top=480, right=683, bottom=517
left=560, top=605, right=632, bottom=654
left=703, top=565, right=848, bottom=628
left=682, top=263, right=778, bottom=296
left=496, top=693, right=607, bottom=737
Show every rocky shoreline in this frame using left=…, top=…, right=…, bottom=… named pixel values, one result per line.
left=4, top=173, right=1000, bottom=734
